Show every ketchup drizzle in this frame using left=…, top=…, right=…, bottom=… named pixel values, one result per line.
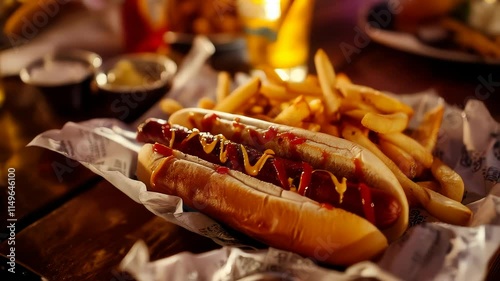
left=263, top=127, right=279, bottom=142
left=280, top=132, right=306, bottom=146
left=232, top=122, right=245, bottom=143
left=153, top=143, right=173, bottom=157
left=320, top=203, right=334, bottom=210
left=272, top=158, right=289, bottom=190
left=201, top=113, right=218, bottom=132
left=353, top=158, right=364, bottom=182
left=216, top=166, right=230, bottom=174
left=358, top=183, right=376, bottom=225
left=226, top=143, right=242, bottom=171
left=297, top=162, right=313, bottom=196
left=353, top=157, right=376, bottom=225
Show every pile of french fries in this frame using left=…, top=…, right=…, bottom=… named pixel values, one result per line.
left=160, top=49, right=472, bottom=226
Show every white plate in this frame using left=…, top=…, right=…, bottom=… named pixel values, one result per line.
left=360, top=3, right=500, bottom=64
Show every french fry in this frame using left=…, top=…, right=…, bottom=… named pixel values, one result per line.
left=213, top=77, right=261, bottom=113
left=336, top=72, right=352, bottom=84
left=361, top=112, right=409, bottom=134
left=339, top=97, right=378, bottom=113
left=431, top=158, right=465, bottom=202
left=249, top=105, right=265, bottom=115
left=216, top=71, right=231, bottom=103
left=340, top=83, right=413, bottom=116
left=260, top=83, right=295, bottom=100
left=320, top=123, right=340, bottom=137
left=309, top=99, right=327, bottom=125
left=363, top=90, right=413, bottom=116
left=259, top=64, right=285, bottom=85
left=239, top=95, right=268, bottom=115
left=341, top=124, right=472, bottom=226
left=378, top=139, right=417, bottom=179
left=314, top=49, right=343, bottom=118
left=336, top=80, right=362, bottom=101
left=304, top=74, right=320, bottom=85
left=343, top=109, right=369, bottom=121
left=308, top=98, right=323, bottom=113
left=411, top=104, right=444, bottom=152
left=378, top=132, right=434, bottom=168
left=413, top=161, right=427, bottom=179
left=273, top=96, right=311, bottom=126
left=285, top=81, right=323, bottom=96
left=197, top=97, right=216, bottom=109
left=300, top=121, right=321, bottom=132
left=416, top=181, right=441, bottom=193
left=160, top=98, right=184, bottom=115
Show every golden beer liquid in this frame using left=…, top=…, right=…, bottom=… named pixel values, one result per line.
left=238, top=0, right=314, bottom=81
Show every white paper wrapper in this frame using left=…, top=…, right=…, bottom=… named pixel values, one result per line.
left=27, top=68, right=500, bottom=280
left=119, top=242, right=401, bottom=281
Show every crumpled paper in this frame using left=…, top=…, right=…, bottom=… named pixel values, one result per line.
left=120, top=241, right=401, bottom=281
left=27, top=81, right=500, bottom=280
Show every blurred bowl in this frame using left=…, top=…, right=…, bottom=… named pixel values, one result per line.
left=94, top=53, right=177, bottom=122
left=20, top=49, right=102, bottom=115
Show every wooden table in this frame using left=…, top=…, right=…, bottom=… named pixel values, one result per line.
left=1, top=0, right=499, bottom=280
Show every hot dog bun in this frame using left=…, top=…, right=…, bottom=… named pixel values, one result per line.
left=137, top=143, right=388, bottom=266
left=168, top=108, right=409, bottom=242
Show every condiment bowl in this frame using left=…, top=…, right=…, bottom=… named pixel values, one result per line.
left=20, top=49, right=102, bottom=115
left=94, top=53, right=177, bottom=122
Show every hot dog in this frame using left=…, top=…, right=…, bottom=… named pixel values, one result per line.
left=136, top=108, right=409, bottom=266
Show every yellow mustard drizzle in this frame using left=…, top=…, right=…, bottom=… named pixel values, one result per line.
left=218, top=136, right=228, bottom=163
left=200, top=134, right=230, bottom=163
left=312, top=170, right=348, bottom=204
left=200, top=136, right=218, bottom=154
left=240, top=145, right=275, bottom=176
left=184, top=128, right=200, bottom=142
left=169, top=130, right=176, bottom=148
left=182, top=129, right=277, bottom=174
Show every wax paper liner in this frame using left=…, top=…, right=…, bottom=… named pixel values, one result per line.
left=27, top=86, right=500, bottom=280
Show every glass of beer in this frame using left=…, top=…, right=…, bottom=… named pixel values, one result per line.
left=236, top=0, right=314, bottom=82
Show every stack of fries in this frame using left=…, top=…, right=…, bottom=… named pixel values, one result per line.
left=160, top=49, right=471, bottom=226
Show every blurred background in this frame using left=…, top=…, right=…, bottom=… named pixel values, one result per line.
left=2, top=0, right=500, bottom=78
left=1, top=0, right=499, bottom=146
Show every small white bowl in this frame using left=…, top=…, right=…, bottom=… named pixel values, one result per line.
left=20, top=49, right=102, bottom=114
